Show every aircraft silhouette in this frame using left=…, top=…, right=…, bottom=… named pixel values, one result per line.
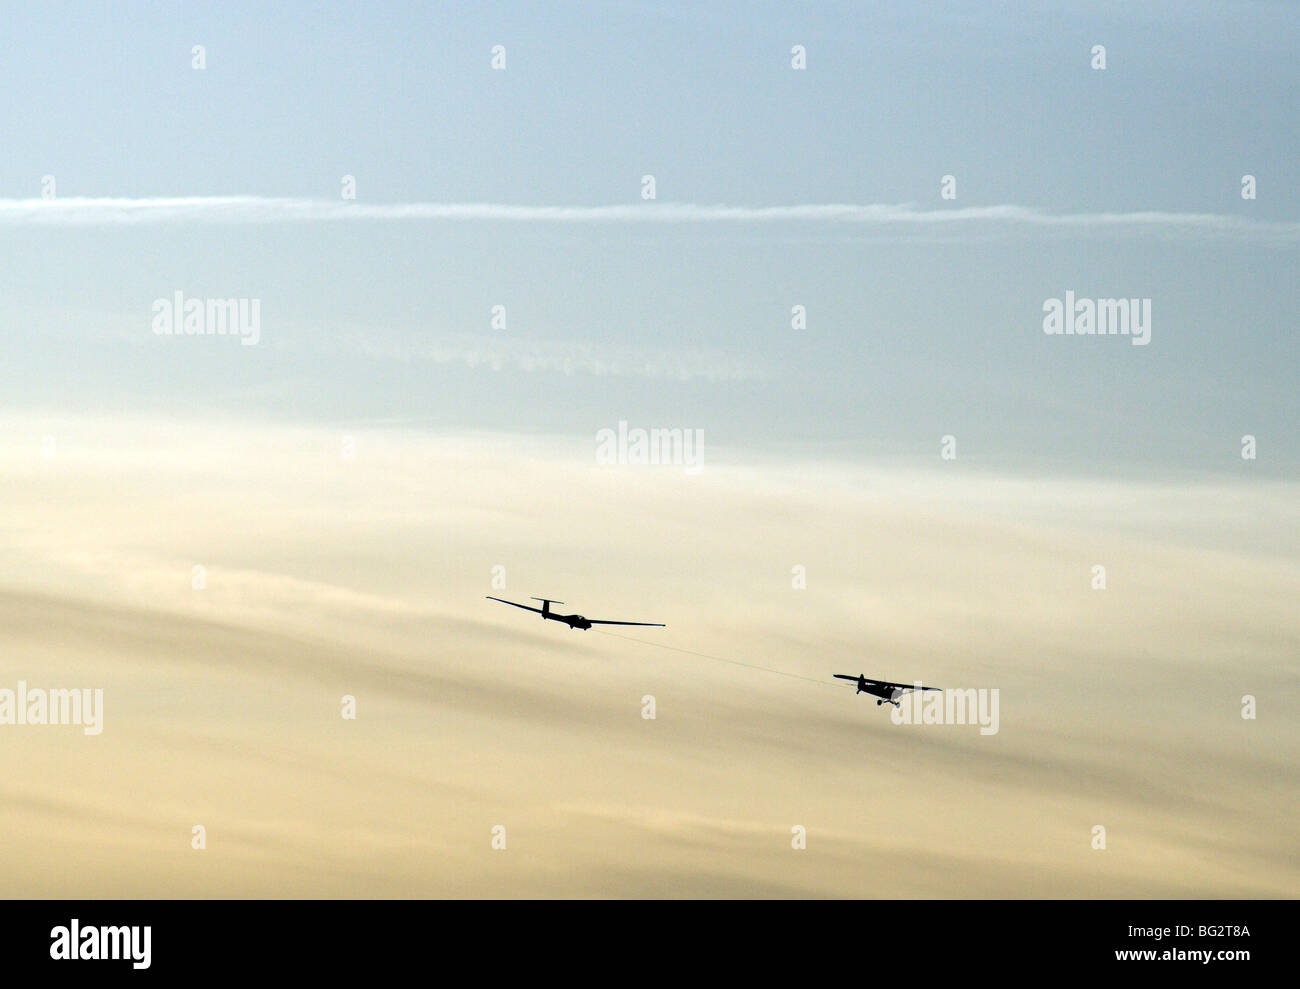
left=486, top=596, right=665, bottom=631
left=833, top=674, right=943, bottom=707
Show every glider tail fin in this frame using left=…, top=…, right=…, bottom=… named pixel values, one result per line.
left=530, top=597, right=562, bottom=618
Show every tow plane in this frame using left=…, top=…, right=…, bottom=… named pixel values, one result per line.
left=486, top=596, right=665, bottom=631
left=833, top=674, right=942, bottom=708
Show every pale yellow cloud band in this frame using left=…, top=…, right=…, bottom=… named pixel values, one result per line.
left=0, top=415, right=1295, bottom=897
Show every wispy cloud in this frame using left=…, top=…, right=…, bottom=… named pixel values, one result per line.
left=328, top=330, right=771, bottom=383
left=2, top=197, right=1295, bottom=240
left=2, top=415, right=1296, bottom=896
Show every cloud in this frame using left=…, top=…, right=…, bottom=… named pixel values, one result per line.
left=0, top=415, right=1295, bottom=896
left=322, top=329, right=771, bottom=383
left=2, top=197, right=1296, bottom=240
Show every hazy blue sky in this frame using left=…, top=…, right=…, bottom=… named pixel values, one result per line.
left=1, top=0, right=1295, bottom=476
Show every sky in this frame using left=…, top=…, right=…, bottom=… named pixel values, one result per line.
left=0, top=2, right=1296, bottom=897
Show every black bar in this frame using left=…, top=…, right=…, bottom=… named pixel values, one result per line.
left=0, top=899, right=1284, bottom=976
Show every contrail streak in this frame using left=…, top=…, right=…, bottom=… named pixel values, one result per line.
left=0, top=196, right=1294, bottom=239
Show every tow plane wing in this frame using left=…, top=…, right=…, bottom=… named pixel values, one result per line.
left=833, top=673, right=943, bottom=707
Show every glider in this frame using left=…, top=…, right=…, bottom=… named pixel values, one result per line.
left=486, top=596, right=665, bottom=631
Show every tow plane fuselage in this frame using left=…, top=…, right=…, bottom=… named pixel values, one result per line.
left=833, top=673, right=943, bottom=707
